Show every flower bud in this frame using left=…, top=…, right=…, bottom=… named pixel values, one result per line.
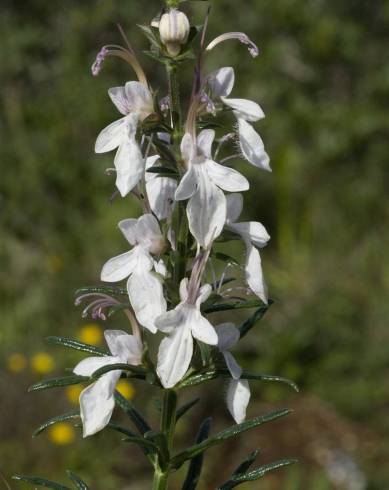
left=159, top=9, right=190, bottom=57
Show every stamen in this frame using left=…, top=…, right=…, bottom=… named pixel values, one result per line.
left=91, top=47, right=109, bottom=76
left=206, top=32, right=259, bottom=58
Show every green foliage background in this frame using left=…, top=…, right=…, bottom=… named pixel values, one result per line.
left=1, top=0, right=388, bottom=488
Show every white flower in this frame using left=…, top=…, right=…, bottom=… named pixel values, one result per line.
left=95, top=81, right=154, bottom=197
left=217, top=322, right=251, bottom=424
left=175, top=130, right=249, bottom=247
left=159, top=9, right=190, bottom=57
left=226, top=193, right=270, bottom=303
left=145, top=155, right=177, bottom=220
left=206, top=67, right=271, bottom=172
left=101, top=214, right=167, bottom=333
left=156, top=278, right=218, bottom=388
left=73, top=329, right=142, bottom=437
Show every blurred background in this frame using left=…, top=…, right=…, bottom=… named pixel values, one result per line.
left=1, top=0, right=388, bottom=488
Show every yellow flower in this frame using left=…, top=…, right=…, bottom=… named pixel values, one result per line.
left=31, top=352, right=55, bottom=375
left=48, top=423, right=75, bottom=445
left=65, top=384, right=84, bottom=405
left=46, top=255, right=64, bottom=273
left=7, top=353, right=27, bottom=373
left=77, top=324, right=103, bottom=346
left=116, top=380, right=135, bottom=400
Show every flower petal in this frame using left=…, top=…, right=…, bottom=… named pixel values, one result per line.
left=79, top=371, right=121, bottom=437
left=222, top=97, right=265, bottom=122
left=181, top=133, right=195, bottom=163
left=190, top=310, right=218, bottom=345
left=175, top=164, right=198, bottom=200
left=118, top=219, right=138, bottom=245
left=217, top=322, right=240, bottom=351
left=104, top=330, right=142, bottom=365
left=223, top=351, right=242, bottom=380
left=73, top=356, right=120, bottom=377
left=155, top=307, right=184, bottom=334
left=230, top=221, right=270, bottom=248
left=226, top=379, right=251, bottom=424
left=206, top=160, right=249, bottom=192
left=238, top=119, right=271, bottom=171
left=114, top=136, right=144, bottom=197
left=136, top=214, right=164, bottom=254
left=245, top=242, right=268, bottom=304
left=196, top=283, right=212, bottom=307
left=187, top=167, right=226, bottom=247
left=179, top=278, right=189, bottom=303
left=226, top=193, right=243, bottom=224
left=157, top=324, right=193, bottom=388
left=127, top=271, right=167, bottom=334
left=108, top=86, right=130, bottom=115
left=197, top=129, right=215, bottom=159
left=144, top=155, right=161, bottom=177
left=101, top=249, right=138, bottom=282
left=124, top=81, right=153, bottom=117
left=146, top=177, right=177, bottom=220
left=95, top=117, right=126, bottom=154
left=207, top=67, right=235, bottom=98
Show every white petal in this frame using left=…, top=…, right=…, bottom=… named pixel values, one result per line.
left=155, top=307, right=184, bottom=334
left=79, top=371, right=121, bottom=437
left=145, top=155, right=161, bottom=176
left=179, top=278, right=189, bottom=302
left=217, top=323, right=240, bottom=351
left=118, top=219, right=138, bottom=245
left=226, top=193, right=243, bottom=224
left=124, top=81, right=153, bottom=116
left=206, top=160, right=249, bottom=192
left=222, top=97, right=265, bottom=122
left=154, top=259, right=168, bottom=278
left=73, top=356, right=120, bottom=377
left=104, top=330, right=142, bottom=365
left=197, top=129, right=215, bottom=159
left=108, top=86, right=130, bottom=115
left=157, top=324, right=193, bottom=388
left=146, top=177, right=177, bottom=220
left=95, top=117, right=126, bottom=154
left=223, top=351, right=242, bottom=380
left=175, top=165, right=198, bottom=200
left=181, top=133, right=195, bottom=163
left=101, top=249, right=138, bottom=282
left=238, top=119, right=271, bottom=171
left=127, top=271, right=167, bottom=333
left=189, top=309, right=218, bottom=345
left=187, top=168, right=226, bottom=247
left=136, top=214, right=164, bottom=254
left=230, top=221, right=270, bottom=248
left=227, top=379, right=251, bottom=424
left=196, top=283, right=212, bottom=307
left=245, top=243, right=268, bottom=304
left=207, top=67, right=235, bottom=98
left=114, top=137, right=144, bottom=197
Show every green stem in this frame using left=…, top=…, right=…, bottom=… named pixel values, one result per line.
left=166, top=62, right=181, bottom=141
left=152, top=470, right=169, bottom=490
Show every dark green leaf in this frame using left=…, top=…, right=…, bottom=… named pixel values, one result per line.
left=176, top=398, right=200, bottom=421
left=144, top=431, right=169, bottom=469
left=218, top=459, right=298, bottom=488
left=46, top=336, right=109, bottom=356
left=114, top=391, right=151, bottom=435
left=137, top=25, right=162, bottom=50
left=106, top=421, right=137, bottom=439
left=239, top=301, right=273, bottom=338
left=152, top=138, right=177, bottom=165
left=182, top=418, right=212, bottom=490
left=91, top=363, right=147, bottom=380
left=171, top=408, right=292, bottom=469
left=66, top=471, right=89, bottom=490
left=12, top=475, right=71, bottom=490
left=231, top=449, right=261, bottom=477
left=75, top=285, right=126, bottom=296
left=106, top=302, right=132, bottom=318
left=122, top=434, right=159, bottom=453
left=202, top=299, right=265, bottom=314
left=28, top=375, right=88, bottom=393
left=33, top=411, right=80, bottom=437
left=146, top=166, right=179, bottom=177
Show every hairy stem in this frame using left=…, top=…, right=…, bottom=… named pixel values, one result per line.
left=166, top=62, right=181, bottom=142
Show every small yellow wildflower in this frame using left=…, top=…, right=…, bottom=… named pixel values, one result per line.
left=31, top=352, right=55, bottom=375
left=65, top=384, right=83, bottom=405
left=46, top=255, right=64, bottom=274
left=48, top=423, right=75, bottom=445
left=77, top=323, right=103, bottom=346
left=116, top=380, right=135, bottom=400
left=7, top=353, right=27, bottom=373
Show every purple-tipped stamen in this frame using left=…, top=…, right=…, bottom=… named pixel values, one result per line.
left=206, top=32, right=259, bottom=58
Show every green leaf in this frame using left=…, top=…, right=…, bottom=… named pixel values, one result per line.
left=171, top=408, right=292, bottom=469
left=28, top=375, right=87, bottom=393
left=137, top=24, right=163, bottom=50
left=33, top=411, right=80, bottom=437
left=179, top=369, right=298, bottom=392
left=114, top=391, right=151, bottom=435
left=106, top=302, right=132, bottom=318
left=231, top=449, right=261, bottom=477
left=176, top=398, right=200, bottom=421
left=211, top=252, right=239, bottom=265
left=152, top=138, right=177, bottom=165
left=12, top=475, right=71, bottom=490
left=182, top=418, right=212, bottom=490
left=46, top=336, right=109, bottom=356
left=122, top=434, right=160, bottom=454
left=202, top=299, right=265, bottom=314
left=75, top=285, right=126, bottom=296
left=91, top=363, right=147, bottom=380
left=218, top=459, right=298, bottom=488
left=144, top=431, right=169, bottom=469
left=106, top=421, right=137, bottom=439
left=239, top=301, right=273, bottom=338
left=66, top=471, right=89, bottom=490
left=146, top=166, right=179, bottom=177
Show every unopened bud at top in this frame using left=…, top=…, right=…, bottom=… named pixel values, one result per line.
left=159, top=9, right=190, bottom=57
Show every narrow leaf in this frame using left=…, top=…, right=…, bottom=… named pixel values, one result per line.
left=232, top=449, right=261, bottom=476
left=182, top=418, right=212, bottom=490
left=66, top=471, right=89, bottom=490
left=114, top=391, right=151, bottom=435
left=106, top=421, right=137, bottom=439
left=46, top=336, right=109, bottom=356
left=28, top=375, right=88, bottom=393
left=33, top=411, right=80, bottom=437
left=239, top=301, right=273, bottom=338
left=171, top=408, right=292, bottom=469
left=75, top=285, right=126, bottom=296
left=146, top=166, right=179, bottom=176
left=176, top=398, right=200, bottom=421
left=12, top=475, right=71, bottom=490
left=91, top=363, right=147, bottom=379
left=203, top=299, right=264, bottom=314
